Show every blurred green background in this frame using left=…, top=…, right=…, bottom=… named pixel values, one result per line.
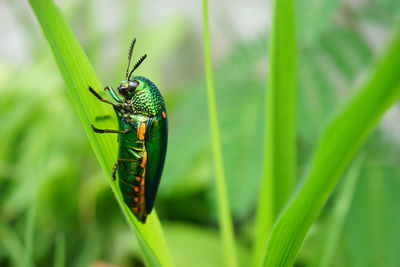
left=1, top=0, right=400, bottom=266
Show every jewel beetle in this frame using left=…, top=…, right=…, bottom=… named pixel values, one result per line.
left=89, top=38, right=168, bottom=223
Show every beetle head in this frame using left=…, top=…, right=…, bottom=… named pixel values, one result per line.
left=117, top=79, right=143, bottom=99
left=118, top=38, right=147, bottom=100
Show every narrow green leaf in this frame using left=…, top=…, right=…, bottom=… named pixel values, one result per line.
left=201, top=1, right=238, bottom=267
left=262, top=28, right=400, bottom=266
left=254, top=0, right=297, bottom=265
left=28, top=1, right=172, bottom=266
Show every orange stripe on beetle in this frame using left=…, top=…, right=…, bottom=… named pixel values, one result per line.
left=162, top=111, right=167, bottom=118
left=140, top=152, right=147, bottom=168
left=137, top=123, right=146, bottom=140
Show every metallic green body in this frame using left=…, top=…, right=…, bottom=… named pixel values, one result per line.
left=90, top=75, right=167, bottom=223
left=90, top=39, right=167, bottom=223
left=112, top=76, right=168, bottom=221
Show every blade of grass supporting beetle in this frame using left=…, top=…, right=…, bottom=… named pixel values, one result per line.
left=28, top=1, right=172, bottom=266
left=262, top=28, right=400, bottom=266
left=201, top=1, right=238, bottom=267
left=253, top=0, right=297, bottom=265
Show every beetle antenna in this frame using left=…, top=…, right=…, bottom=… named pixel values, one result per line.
left=126, top=38, right=136, bottom=79
left=128, top=54, right=147, bottom=80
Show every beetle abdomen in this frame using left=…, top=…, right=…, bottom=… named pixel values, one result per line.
left=118, top=122, right=149, bottom=223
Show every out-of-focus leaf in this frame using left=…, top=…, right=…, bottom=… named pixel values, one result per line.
left=358, top=0, right=400, bottom=24
left=297, top=0, right=343, bottom=43
left=341, top=144, right=400, bottom=266
left=298, top=26, right=372, bottom=145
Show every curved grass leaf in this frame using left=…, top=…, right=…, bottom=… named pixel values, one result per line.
left=28, top=1, right=172, bottom=266
left=262, top=28, right=400, bottom=266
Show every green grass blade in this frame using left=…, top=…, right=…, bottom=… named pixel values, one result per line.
left=28, top=1, right=172, bottom=266
left=254, top=0, right=297, bottom=265
left=262, top=28, right=400, bottom=266
left=201, top=1, right=238, bottom=267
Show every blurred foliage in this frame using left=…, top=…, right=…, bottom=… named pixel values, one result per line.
left=1, top=0, right=400, bottom=266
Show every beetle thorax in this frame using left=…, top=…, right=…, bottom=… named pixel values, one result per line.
left=131, top=88, right=164, bottom=117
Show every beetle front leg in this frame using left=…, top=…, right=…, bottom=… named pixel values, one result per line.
left=91, top=124, right=129, bottom=134
left=104, top=86, right=123, bottom=103
left=88, top=86, right=122, bottom=108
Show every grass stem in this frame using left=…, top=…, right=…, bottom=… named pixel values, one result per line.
left=253, top=0, right=297, bottom=265
left=202, top=1, right=238, bottom=267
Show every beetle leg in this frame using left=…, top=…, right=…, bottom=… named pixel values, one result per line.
left=112, top=158, right=139, bottom=181
left=88, top=86, right=122, bottom=109
left=111, top=161, right=119, bottom=181
left=91, top=124, right=129, bottom=134
left=128, top=146, right=146, bottom=177
left=128, top=147, right=144, bottom=158
left=104, top=86, right=123, bottom=103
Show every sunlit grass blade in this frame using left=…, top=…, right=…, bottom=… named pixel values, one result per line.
left=254, top=0, right=297, bottom=265
left=28, top=1, right=172, bottom=266
left=310, top=157, right=362, bottom=267
left=262, top=28, right=400, bottom=266
left=201, top=1, right=238, bottom=267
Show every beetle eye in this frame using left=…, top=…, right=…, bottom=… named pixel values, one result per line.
left=128, top=80, right=139, bottom=92
left=118, top=85, right=127, bottom=94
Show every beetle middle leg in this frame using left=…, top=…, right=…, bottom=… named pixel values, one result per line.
left=111, top=158, right=139, bottom=181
